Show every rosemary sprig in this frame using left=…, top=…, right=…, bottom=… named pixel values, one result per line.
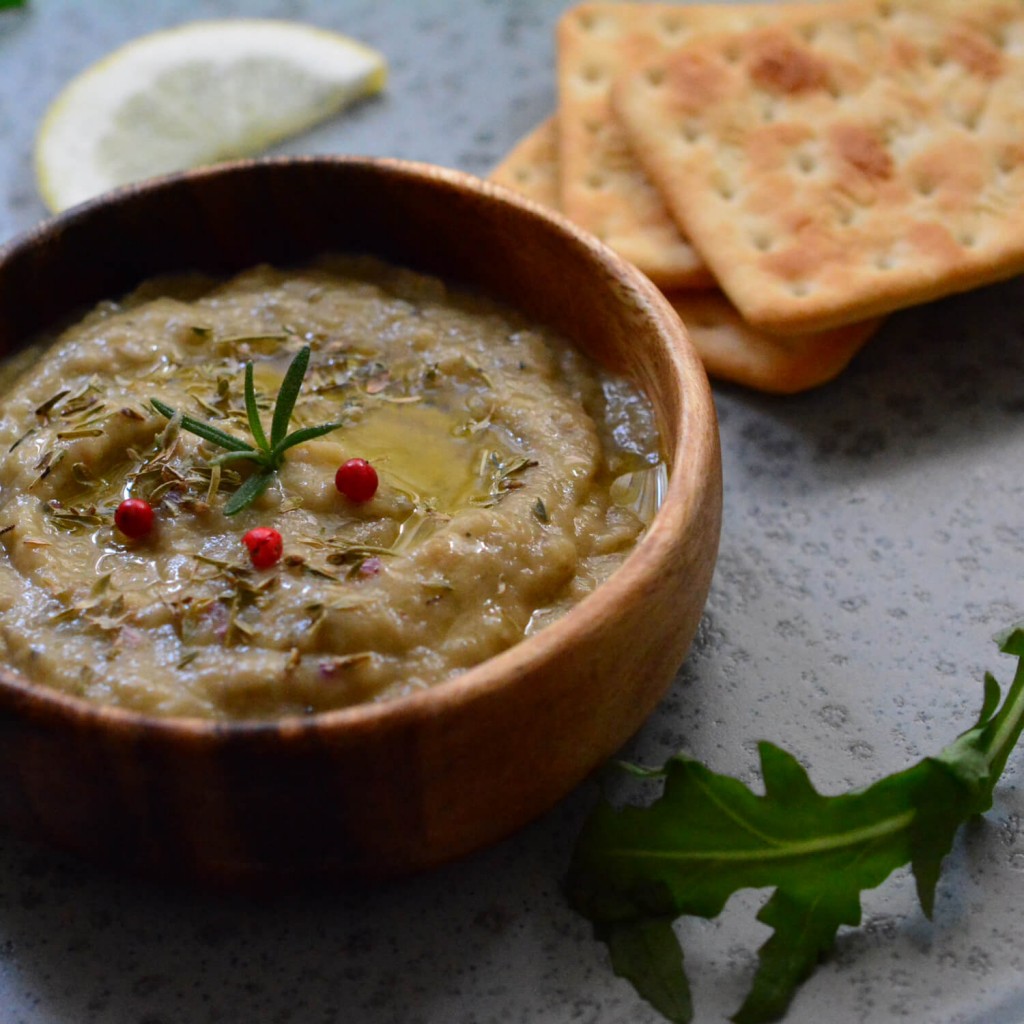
left=152, top=345, right=341, bottom=515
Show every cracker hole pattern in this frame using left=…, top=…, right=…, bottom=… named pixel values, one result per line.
left=790, top=281, right=811, bottom=298
left=580, top=64, right=605, bottom=85
left=713, top=173, right=737, bottom=201
left=836, top=205, right=858, bottom=226
left=658, top=16, right=688, bottom=40
left=796, top=151, right=818, bottom=175
left=681, top=121, right=702, bottom=144
left=997, top=149, right=1018, bottom=175
left=645, top=66, right=666, bottom=87
left=960, top=111, right=981, bottom=132
left=751, top=232, right=774, bottom=253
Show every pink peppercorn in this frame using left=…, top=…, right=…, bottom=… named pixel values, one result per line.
left=114, top=498, right=154, bottom=539
left=243, top=526, right=283, bottom=569
left=335, top=458, right=378, bottom=503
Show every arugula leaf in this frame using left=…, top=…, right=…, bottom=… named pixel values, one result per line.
left=566, top=627, right=1024, bottom=1024
left=602, top=918, right=692, bottom=1024
left=0, top=0, right=26, bottom=9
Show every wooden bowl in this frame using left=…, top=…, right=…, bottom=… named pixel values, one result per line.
left=0, top=157, right=721, bottom=884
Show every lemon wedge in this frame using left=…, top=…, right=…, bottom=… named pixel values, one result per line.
left=34, top=19, right=387, bottom=212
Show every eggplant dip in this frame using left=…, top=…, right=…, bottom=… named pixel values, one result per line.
left=0, top=256, right=663, bottom=718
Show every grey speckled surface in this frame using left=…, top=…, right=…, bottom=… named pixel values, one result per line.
left=2, top=2, right=1024, bottom=1023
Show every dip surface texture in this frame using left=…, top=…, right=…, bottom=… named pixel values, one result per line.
left=0, top=257, right=660, bottom=718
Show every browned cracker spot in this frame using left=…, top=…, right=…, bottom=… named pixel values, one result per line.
left=613, top=0, right=1024, bottom=335
left=490, top=116, right=883, bottom=393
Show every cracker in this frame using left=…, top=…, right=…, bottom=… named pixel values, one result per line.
left=489, top=116, right=883, bottom=393
left=613, top=0, right=1024, bottom=334
left=556, top=2, right=823, bottom=289
left=556, top=3, right=728, bottom=289
left=665, top=289, right=882, bottom=394
left=489, top=115, right=561, bottom=210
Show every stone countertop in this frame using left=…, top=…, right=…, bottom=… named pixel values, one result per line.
left=1, top=2, right=1023, bottom=1023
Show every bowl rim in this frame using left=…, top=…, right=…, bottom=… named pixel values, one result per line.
left=0, top=155, right=718, bottom=741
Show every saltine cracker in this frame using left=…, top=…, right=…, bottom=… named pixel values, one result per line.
left=613, top=0, right=1024, bottom=334
left=556, top=3, right=737, bottom=289
left=489, top=117, right=883, bottom=393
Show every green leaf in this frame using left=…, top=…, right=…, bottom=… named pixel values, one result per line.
left=270, top=345, right=311, bottom=447
left=905, top=757, right=976, bottom=918
left=0, top=1, right=26, bottom=9
left=243, top=361, right=270, bottom=452
left=909, top=658, right=1024, bottom=914
left=570, top=746, right=918, bottom=924
left=271, top=420, right=343, bottom=457
left=151, top=399, right=254, bottom=453
left=223, top=465, right=276, bottom=516
left=995, top=622, right=1024, bottom=657
left=600, top=918, right=692, bottom=1024
left=566, top=637, right=1024, bottom=1024
left=734, top=887, right=860, bottom=1024
left=152, top=345, right=346, bottom=515
left=210, top=449, right=267, bottom=468
left=972, top=655, right=1024, bottom=792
